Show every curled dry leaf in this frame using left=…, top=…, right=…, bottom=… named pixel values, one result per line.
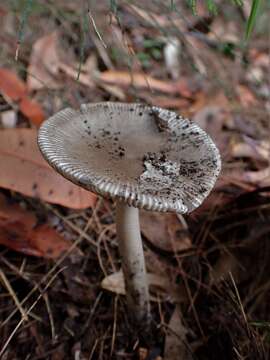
left=27, top=32, right=61, bottom=90
left=244, top=167, right=270, bottom=185
left=0, top=129, right=96, bottom=209
left=0, top=68, right=45, bottom=126
left=140, top=211, right=192, bottom=252
left=144, top=249, right=189, bottom=304
left=231, top=136, right=270, bottom=186
left=231, top=139, right=270, bottom=161
left=0, top=194, right=74, bottom=259
left=101, top=270, right=169, bottom=301
left=97, top=70, right=178, bottom=94
left=242, top=136, right=270, bottom=160
left=27, top=32, right=125, bottom=100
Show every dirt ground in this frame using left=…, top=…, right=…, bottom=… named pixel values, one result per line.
left=0, top=1, right=269, bottom=359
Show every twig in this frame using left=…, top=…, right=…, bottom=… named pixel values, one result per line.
left=45, top=204, right=98, bottom=248
left=0, top=266, right=66, bottom=358
left=0, top=199, right=101, bottom=328
left=43, top=293, right=56, bottom=341
left=87, top=9, right=107, bottom=49
left=16, top=0, right=33, bottom=61
left=110, top=295, right=118, bottom=357
left=0, top=268, right=28, bottom=321
left=229, top=272, right=248, bottom=324
left=88, top=339, right=99, bottom=360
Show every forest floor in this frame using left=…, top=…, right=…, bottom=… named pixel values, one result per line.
left=0, top=1, right=269, bottom=359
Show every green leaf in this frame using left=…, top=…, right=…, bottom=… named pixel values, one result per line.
left=206, top=0, right=218, bottom=14
left=188, top=0, right=197, bottom=15
left=245, top=0, right=262, bottom=40
left=232, top=0, right=243, bottom=6
left=170, top=0, right=177, bottom=11
left=143, top=39, right=163, bottom=49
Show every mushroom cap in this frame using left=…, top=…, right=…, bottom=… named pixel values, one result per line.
left=38, top=102, right=221, bottom=213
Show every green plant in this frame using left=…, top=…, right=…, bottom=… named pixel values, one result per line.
left=245, top=0, right=262, bottom=39
left=186, top=0, right=262, bottom=39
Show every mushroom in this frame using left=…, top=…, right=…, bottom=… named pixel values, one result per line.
left=38, top=102, right=221, bottom=328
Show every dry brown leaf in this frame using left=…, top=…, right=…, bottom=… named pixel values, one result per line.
left=231, top=137, right=270, bottom=186
left=58, top=63, right=94, bottom=87
left=101, top=270, right=169, bottom=301
left=97, top=70, right=177, bottom=94
left=193, top=106, right=224, bottom=134
left=237, top=85, right=257, bottom=108
left=186, top=91, right=229, bottom=117
left=140, top=211, right=192, bottom=252
left=164, top=307, right=192, bottom=360
left=0, top=194, right=74, bottom=258
left=243, top=167, right=270, bottom=185
left=143, top=94, right=189, bottom=109
left=145, top=248, right=189, bottom=304
left=0, top=129, right=96, bottom=209
left=59, top=59, right=127, bottom=99
left=192, top=105, right=230, bottom=153
left=0, top=68, right=45, bottom=125
left=0, top=67, right=26, bottom=100
left=231, top=139, right=270, bottom=161
left=0, top=194, right=35, bottom=227
left=27, top=32, right=61, bottom=90
left=20, top=97, right=45, bottom=126
left=126, top=4, right=185, bottom=30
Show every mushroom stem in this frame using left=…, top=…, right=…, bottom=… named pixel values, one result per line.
left=116, top=200, right=150, bottom=326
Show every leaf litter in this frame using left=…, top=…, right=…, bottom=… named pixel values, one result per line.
left=0, top=129, right=96, bottom=209
left=0, top=194, right=74, bottom=258
left=0, top=1, right=270, bottom=359
left=0, top=68, right=45, bottom=126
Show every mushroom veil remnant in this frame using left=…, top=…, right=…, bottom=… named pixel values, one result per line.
left=38, top=102, right=221, bottom=327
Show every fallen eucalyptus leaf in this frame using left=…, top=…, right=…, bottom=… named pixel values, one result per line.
left=0, top=194, right=76, bottom=259
left=140, top=211, right=192, bottom=252
left=0, top=129, right=96, bottom=209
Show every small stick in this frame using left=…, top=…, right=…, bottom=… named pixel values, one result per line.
left=43, top=293, right=56, bottom=341
left=0, top=266, right=66, bottom=358
left=110, top=295, right=118, bottom=357
left=88, top=10, right=107, bottom=48
left=0, top=268, right=28, bottom=321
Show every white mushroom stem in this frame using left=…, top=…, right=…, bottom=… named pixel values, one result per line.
left=116, top=200, right=150, bottom=326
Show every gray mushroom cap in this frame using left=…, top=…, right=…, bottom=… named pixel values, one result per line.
left=38, top=102, right=221, bottom=213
